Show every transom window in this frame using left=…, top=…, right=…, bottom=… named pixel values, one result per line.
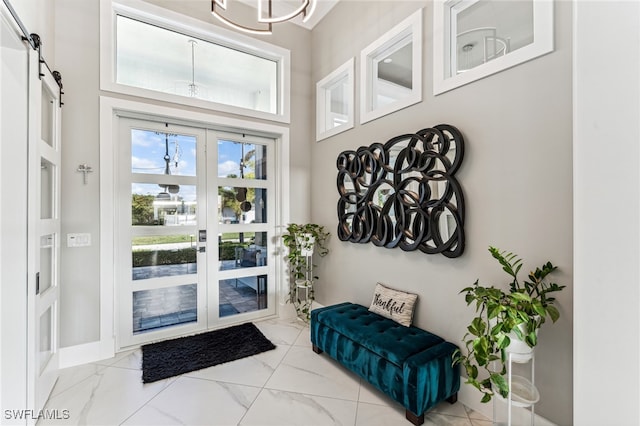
left=100, top=0, right=291, bottom=122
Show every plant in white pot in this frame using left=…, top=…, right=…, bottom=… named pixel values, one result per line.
left=453, top=247, right=565, bottom=403
left=282, top=223, right=329, bottom=321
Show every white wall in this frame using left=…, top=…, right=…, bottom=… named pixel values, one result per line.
left=310, top=2, right=573, bottom=424
left=573, top=1, right=640, bottom=425
left=55, top=0, right=102, bottom=347
left=9, top=0, right=54, bottom=57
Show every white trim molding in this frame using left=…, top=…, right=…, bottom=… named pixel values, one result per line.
left=99, top=0, right=291, bottom=123
left=360, top=8, right=422, bottom=124
left=433, top=0, right=554, bottom=95
left=316, top=57, right=355, bottom=141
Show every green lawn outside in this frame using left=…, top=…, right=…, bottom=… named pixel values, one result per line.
left=220, top=232, right=255, bottom=242
left=132, top=233, right=256, bottom=246
left=132, top=235, right=195, bottom=246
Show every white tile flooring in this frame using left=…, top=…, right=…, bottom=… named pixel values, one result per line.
left=40, top=318, right=491, bottom=426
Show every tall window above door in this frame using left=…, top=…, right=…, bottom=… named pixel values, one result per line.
left=100, top=0, right=291, bottom=123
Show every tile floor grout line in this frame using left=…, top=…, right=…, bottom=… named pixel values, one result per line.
left=353, top=378, right=363, bottom=426
left=49, top=363, right=111, bottom=399
left=179, top=373, right=264, bottom=391
left=236, top=386, right=268, bottom=426
left=117, top=375, right=180, bottom=425
left=236, top=320, right=303, bottom=426
left=262, top=387, right=362, bottom=405
left=235, top=331, right=299, bottom=426
left=257, top=324, right=365, bottom=410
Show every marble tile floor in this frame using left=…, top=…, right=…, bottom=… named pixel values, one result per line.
left=39, top=317, right=491, bottom=426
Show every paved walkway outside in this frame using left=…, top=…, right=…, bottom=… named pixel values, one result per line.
left=132, top=262, right=265, bottom=333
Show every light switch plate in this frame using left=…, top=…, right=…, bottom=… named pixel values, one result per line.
left=67, top=233, right=91, bottom=247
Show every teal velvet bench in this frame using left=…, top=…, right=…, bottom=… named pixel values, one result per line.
left=310, top=302, right=460, bottom=425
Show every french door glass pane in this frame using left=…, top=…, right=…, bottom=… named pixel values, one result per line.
left=131, top=130, right=196, bottom=177
left=218, top=187, right=267, bottom=224
left=131, top=183, right=197, bottom=226
left=133, top=284, right=197, bottom=334
left=132, top=234, right=197, bottom=280
left=41, top=159, right=54, bottom=219
left=219, top=274, right=267, bottom=318
left=219, top=231, right=267, bottom=271
left=218, top=140, right=267, bottom=179
left=39, top=307, right=53, bottom=372
left=116, top=16, right=278, bottom=113
left=39, top=234, right=54, bottom=293
left=41, top=86, right=54, bottom=147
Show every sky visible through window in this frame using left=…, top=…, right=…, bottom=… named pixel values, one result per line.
left=131, top=130, right=196, bottom=177
left=130, top=129, right=260, bottom=201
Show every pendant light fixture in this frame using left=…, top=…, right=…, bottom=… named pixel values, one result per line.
left=211, top=0, right=316, bottom=35
left=156, top=132, right=180, bottom=200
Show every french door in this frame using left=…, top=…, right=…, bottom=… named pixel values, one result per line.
left=27, top=49, right=61, bottom=412
left=117, top=118, right=276, bottom=348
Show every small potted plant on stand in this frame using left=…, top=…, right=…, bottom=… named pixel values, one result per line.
left=282, top=223, right=329, bottom=321
left=453, top=246, right=565, bottom=404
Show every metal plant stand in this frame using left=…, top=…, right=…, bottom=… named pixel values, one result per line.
left=494, top=349, right=540, bottom=426
left=293, top=244, right=314, bottom=321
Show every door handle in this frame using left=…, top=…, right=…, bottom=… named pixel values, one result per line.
left=198, top=246, right=206, bottom=253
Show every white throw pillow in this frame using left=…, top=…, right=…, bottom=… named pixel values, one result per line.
left=368, top=283, right=418, bottom=327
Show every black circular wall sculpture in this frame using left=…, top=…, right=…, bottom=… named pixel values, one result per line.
left=336, top=124, right=465, bottom=258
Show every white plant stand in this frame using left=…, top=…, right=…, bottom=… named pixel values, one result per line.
left=295, top=279, right=311, bottom=303
left=293, top=236, right=314, bottom=320
left=494, top=349, right=540, bottom=426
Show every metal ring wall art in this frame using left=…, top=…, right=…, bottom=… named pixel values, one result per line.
left=336, top=124, right=465, bottom=258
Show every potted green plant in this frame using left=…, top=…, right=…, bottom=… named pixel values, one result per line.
left=281, top=223, right=330, bottom=321
left=453, top=246, right=565, bottom=403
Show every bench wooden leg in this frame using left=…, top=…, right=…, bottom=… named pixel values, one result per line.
left=405, top=410, right=424, bottom=426
left=446, top=393, right=458, bottom=404
left=312, top=344, right=323, bottom=354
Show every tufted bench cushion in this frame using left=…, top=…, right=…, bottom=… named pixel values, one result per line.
left=310, top=302, right=459, bottom=426
left=314, top=303, right=444, bottom=367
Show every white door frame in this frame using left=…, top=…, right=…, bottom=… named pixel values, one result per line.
left=115, top=122, right=279, bottom=349
left=99, top=96, right=290, bottom=356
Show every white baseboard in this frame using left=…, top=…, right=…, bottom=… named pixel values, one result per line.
left=457, top=379, right=493, bottom=419
left=59, top=338, right=115, bottom=369
left=311, top=301, right=325, bottom=310
left=457, top=380, right=556, bottom=426
left=278, top=300, right=325, bottom=321
left=278, top=301, right=297, bottom=320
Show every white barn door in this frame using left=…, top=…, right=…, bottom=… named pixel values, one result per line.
left=1, top=3, right=30, bottom=419
left=26, top=46, right=62, bottom=414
